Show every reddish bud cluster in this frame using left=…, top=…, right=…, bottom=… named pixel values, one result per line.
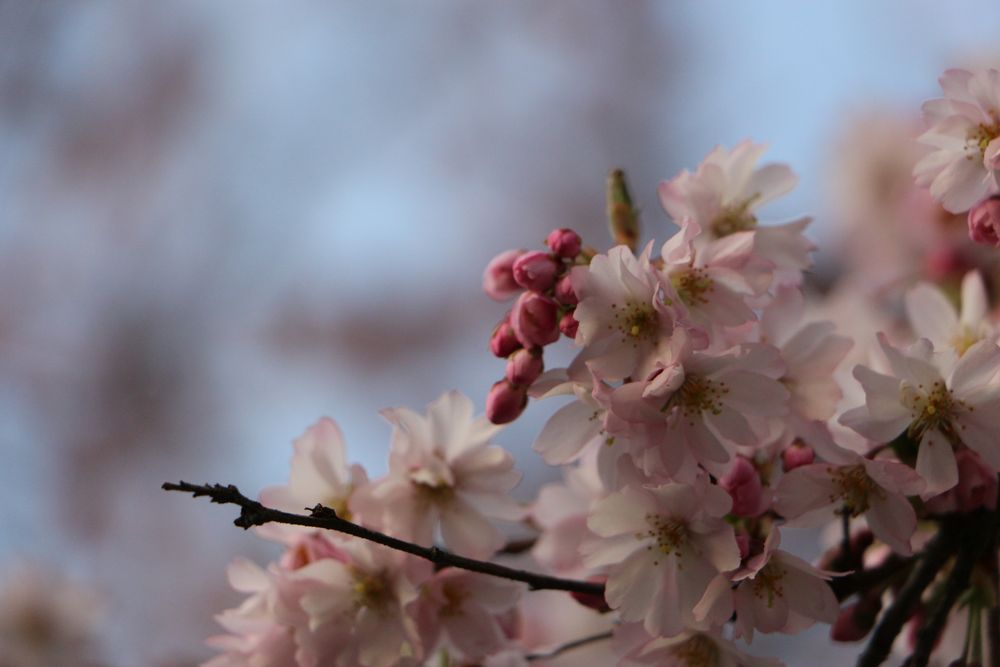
left=482, top=228, right=585, bottom=424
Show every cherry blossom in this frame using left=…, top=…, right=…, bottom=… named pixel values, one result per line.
left=356, top=391, right=523, bottom=558
left=619, top=625, right=783, bottom=667
left=904, top=270, right=995, bottom=357
left=914, top=68, right=1000, bottom=213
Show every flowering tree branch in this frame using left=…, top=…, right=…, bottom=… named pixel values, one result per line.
left=162, top=481, right=605, bottom=597
left=525, top=630, right=614, bottom=662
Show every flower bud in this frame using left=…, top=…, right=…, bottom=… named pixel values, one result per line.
left=929, top=449, right=999, bottom=514
left=483, top=249, right=525, bottom=301
left=486, top=380, right=528, bottom=424
left=512, top=251, right=559, bottom=293
left=782, top=441, right=815, bottom=471
left=490, top=316, right=522, bottom=358
left=554, top=274, right=578, bottom=306
left=570, top=577, right=612, bottom=613
left=506, top=348, right=543, bottom=387
left=967, top=195, right=1000, bottom=247
left=545, top=227, right=582, bottom=258
left=510, top=292, right=560, bottom=348
left=719, top=456, right=768, bottom=518
left=559, top=311, right=579, bottom=339
left=831, top=594, right=881, bottom=642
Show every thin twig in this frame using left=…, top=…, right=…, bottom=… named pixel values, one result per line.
left=856, top=518, right=962, bottom=667
left=162, top=481, right=604, bottom=597
left=525, top=630, right=614, bottom=661
left=831, top=554, right=911, bottom=602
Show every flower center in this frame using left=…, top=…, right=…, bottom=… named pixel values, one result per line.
left=968, top=121, right=1000, bottom=160
left=642, top=515, right=689, bottom=559
left=663, top=374, right=728, bottom=418
left=751, top=562, right=787, bottom=608
left=949, top=327, right=981, bottom=357
left=901, top=380, right=964, bottom=442
left=610, top=300, right=659, bottom=342
left=710, top=195, right=760, bottom=237
left=671, top=268, right=715, bottom=306
left=439, top=582, right=468, bottom=617
left=830, top=464, right=882, bottom=516
left=352, top=570, right=392, bottom=613
left=671, top=634, right=720, bottom=667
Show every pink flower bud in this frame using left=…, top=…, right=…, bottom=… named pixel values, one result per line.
left=954, top=449, right=997, bottom=511
left=545, top=227, right=582, bottom=258
left=486, top=380, right=528, bottom=424
left=570, top=577, right=611, bottom=613
left=559, top=311, right=579, bottom=339
left=510, top=292, right=560, bottom=348
left=719, top=457, right=768, bottom=518
left=782, top=441, right=815, bottom=471
left=490, top=316, right=522, bottom=358
left=554, top=274, right=578, bottom=306
left=483, top=249, right=525, bottom=301
left=506, top=348, right=543, bottom=386
left=831, top=594, right=881, bottom=642
left=512, top=251, right=560, bottom=292
left=967, top=195, right=1000, bottom=247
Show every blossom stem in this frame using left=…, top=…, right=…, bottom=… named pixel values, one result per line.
left=906, top=510, right=997, bottom=666
left=856, top=518, right=963, bottom=667
left=525, top=630, right=614, bottom=661
left=162, top=481, right=605, bottom=597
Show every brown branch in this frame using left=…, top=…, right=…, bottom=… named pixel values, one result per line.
left=162, top=481, right=604, bottom=597
left=525, top=630, right=614, bottom=661
left=831, top=554, right=911, bottom=602
left=856, top=518, right=963, bottom=667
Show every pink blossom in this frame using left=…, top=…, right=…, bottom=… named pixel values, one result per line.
left=358, top=391, right=523, bottom=558
left=570, top=242, right=679, bottom=380
left=840, top=333, right=1000, bottom=496
left=968, top=194, right=1000, bottom=246
left=583, top=478, right=739, bottom=637
left=553, top=273, right=578, bottom=305
left=620, top=625, right=784, bottom=667
left=914, top=68, right=1000, bottom=213
left=258, top=417, right=370, bottom=544
left=773, top=441, right=924, bottom=555
left=483, top=249, right=525, bottom=301
left=413, top=570, right=524, bottom=662
left=904, top=270, right=994, bottom=357
left=924, top=448, right=998, bottom=513
left=719, top=457, right=769, bottom=518
left=486, top=379, right=528, bottom=424
left=511, top=250, right=559, bottom=292
left=490, top=315, right=521, bottom=358
left=545, top=227, right=582, bottom=258
left=505, top=348, right=543, bottom=387
left=781, top=441, right=815, bottom=471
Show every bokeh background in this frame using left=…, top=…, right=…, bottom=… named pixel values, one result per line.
left=3, top=2, right=1000, bottom=665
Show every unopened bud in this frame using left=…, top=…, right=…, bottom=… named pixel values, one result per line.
left=831, top=594, right=881, bottom=642
left=782, top=441, right=815, bottom=471
left=546, top=227, right=582, bottom=259
left=607, top=168, right=640, bottom=251
left=559, top=311, right=579, bottom=339
left=486, top=380, right=528, bottom=424
left=483, top=249, right=525, bottom=301
left=490, top=316, right=522, bottom=358
left=968, top=195, right=1000, bottom=247
left=570, top=577, right=612, bottom=613
left=506, top=348, right=544, bottom=387
left=719, top=456, right=768, bottom=518
left=512, top=250, right=560, bottom=292
left=510, top=292, right=560, bottom=348
left=554, top=274, right=578, bottom=306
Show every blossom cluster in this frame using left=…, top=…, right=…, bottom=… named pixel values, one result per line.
left=200, top=66, right=1000, bottom=667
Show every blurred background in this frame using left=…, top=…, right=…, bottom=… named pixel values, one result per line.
left=2, top=1, right=1000, bottom=665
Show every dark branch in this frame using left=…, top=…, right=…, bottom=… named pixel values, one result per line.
left=908, top=508, right=1000, bottom=667
left=162, top=481, right=604, bottom=597
left=856, top=518, right=963, bottom=667
left=831, top=554, right=911, bottom=602
left=525, top=630, right=614, bottom=661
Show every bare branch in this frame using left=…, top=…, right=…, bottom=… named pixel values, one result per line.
left=162, top=481, right=604, bottom=597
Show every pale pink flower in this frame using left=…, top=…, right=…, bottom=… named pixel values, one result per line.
left=609, top=336, right=789, bottom=477
left=413, top=570, right=523, bottom=662
left=570, top=242, right=679, bottom=380
left=619, top=625, right=783, bottom=667
left=258, top=417, right=370, bottom=544
left=658, top=141, right=814, bottom=281
left=696, top=529, right=838, bottom=642
left=358, top=391, right=523, bottom=558
left=840, top=333, right=1000, bottom=496
left=295, top=541, right=428, bottom=667
left=583, top=478, right=740, bottom=638
left=968, top=194, right=1000, bottom=245
left=904, top=270, right=995, bottom=357
left=914, top=68, right=1000, bottom=213
left=530, top=368, right=610, bottom=465
left=773, top=439, right=924, bottom=555
left=660, top=220, right=760, bottom=332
